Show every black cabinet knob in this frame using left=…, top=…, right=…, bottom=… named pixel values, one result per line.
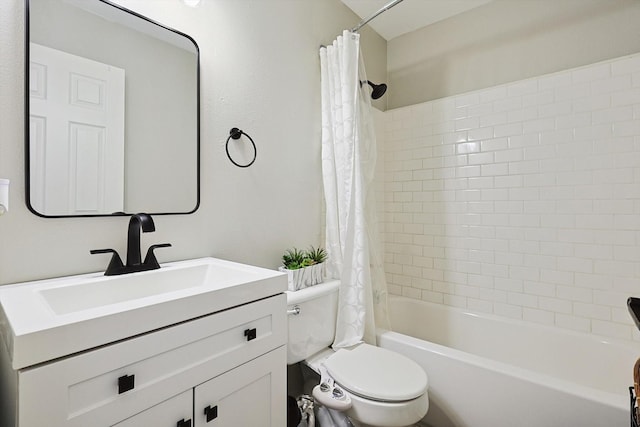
left=244, top=328, right=257, bottom=341
left=204, top=405, right=218, bottom=422
left=118, top=374, right=135, bottom=394
left=177, top=419, right=192, bottom=427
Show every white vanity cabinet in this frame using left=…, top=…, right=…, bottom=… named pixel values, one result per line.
left=7, top=293, right=286, bottom=427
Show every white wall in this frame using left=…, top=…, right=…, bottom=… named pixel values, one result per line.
left=388, top=0, right=640, bottom=109
left=0, top=0, right=386, bottom=285
left=382, top=52, right=640, bottom=341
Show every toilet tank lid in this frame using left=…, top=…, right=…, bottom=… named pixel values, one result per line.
left=325, top=344, right=428, bottom=402
left=286, top=280, right=340, bottom=305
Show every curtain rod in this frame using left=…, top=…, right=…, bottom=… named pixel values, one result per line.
left=350, top=0, right=406, bottom=33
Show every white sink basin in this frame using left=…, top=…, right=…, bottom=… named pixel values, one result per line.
left=0, top=257, right=286, bottom=369
left=39, top=260, right=266, bottom=315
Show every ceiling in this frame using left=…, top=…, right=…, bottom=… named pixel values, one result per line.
left=340, top=0, right=493, bottom=40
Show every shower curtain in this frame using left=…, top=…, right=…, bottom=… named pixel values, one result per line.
left=319, top=30, right=390, bottom=348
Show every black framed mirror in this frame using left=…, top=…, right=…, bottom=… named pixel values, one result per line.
left=26, top=0, right=200, bottom=217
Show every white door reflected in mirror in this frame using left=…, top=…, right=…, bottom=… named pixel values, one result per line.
left=29, top=44, right=125, bottom=216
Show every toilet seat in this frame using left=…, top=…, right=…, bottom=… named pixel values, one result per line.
left=324, top=344, right=428, bottom=402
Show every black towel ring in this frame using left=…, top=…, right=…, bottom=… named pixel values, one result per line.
left=225, top=127, right=257, bottom=168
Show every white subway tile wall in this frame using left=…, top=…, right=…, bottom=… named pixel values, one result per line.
left=381, top=53, right=640, bottom=341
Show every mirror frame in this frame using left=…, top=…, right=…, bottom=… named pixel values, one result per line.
left=24, top=0, right=200, bottom=218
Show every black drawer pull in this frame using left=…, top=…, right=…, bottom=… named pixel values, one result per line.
left=244, top=328, right=257, bottom=341
left=177, top=419, right=191, bottom=427
left=204, top=405, right=218, bottom=422
left=117, top=374, right=135, bottom=394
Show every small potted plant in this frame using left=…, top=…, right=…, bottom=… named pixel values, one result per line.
left=279, top=246, right=327, bottom=291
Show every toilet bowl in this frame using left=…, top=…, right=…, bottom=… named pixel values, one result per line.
left=287, top=280, right=429, bottom=427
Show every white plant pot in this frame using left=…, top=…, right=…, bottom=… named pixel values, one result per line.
left=279, top=263, right=325, bottom=291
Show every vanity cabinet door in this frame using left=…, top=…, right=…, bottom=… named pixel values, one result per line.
left=112, top=389, right=192, bottom=427
left=193, top=346, right=286, bottom=427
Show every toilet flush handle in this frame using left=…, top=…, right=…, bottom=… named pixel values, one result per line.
left=287, top=305, right=301, bottom=316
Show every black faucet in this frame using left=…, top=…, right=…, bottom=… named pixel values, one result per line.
left=90, top=213, right=171, bottom=276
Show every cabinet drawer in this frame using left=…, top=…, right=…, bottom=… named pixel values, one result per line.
left=18, top=294, right=285, bottom=427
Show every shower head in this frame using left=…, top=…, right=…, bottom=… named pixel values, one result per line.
left=363, top=80, right=387, bottom=100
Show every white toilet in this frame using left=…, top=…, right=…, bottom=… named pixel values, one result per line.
left=287, top=280, right=429, bottom=427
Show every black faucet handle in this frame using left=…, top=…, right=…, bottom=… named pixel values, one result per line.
left=143, top=243, right=172, bottom=269
left=90, top=248, right=125, bottom=276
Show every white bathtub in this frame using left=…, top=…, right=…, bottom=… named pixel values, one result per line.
left=377, top=296, right=640, bottom=427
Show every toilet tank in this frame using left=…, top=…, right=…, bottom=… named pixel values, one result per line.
left=286, top=280, right=340, bottom=364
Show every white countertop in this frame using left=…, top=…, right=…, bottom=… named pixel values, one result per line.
left=0, top=257, right=286, bottom=369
